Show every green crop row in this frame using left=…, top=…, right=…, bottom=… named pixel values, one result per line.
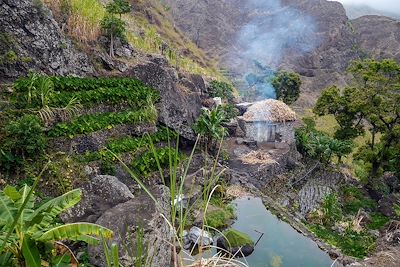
left=13, top=76, right=159, bottom=109
left=131, top=147, right=184, bottom=177
left=14, top=76, right=150, bottom=92
left=81, top=126, right=177, bottom=162
left=47, top=107, right=157, bottom=138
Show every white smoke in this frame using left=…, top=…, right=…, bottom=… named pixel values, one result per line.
left=226, top=0, right=320, bottom=100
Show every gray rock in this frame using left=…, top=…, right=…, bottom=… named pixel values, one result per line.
left=0, top=0, right=94, bottom=82
left=129, top=55, right=203, bottom=140
left=186, top=226, right=213, bottom=247
left=89, top=186, right=172, bottom=267
left=61, top=175, right=134, bottom=223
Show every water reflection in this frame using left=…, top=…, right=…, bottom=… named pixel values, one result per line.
left=231, top=197, right=336, bottom=267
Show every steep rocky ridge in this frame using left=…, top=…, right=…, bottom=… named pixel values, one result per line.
left=163, top=0, right=400, bottom=108
left=0, top=0, right=95, bottom=82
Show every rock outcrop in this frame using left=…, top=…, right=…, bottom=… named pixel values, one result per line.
left=61, top=175, right=134, bottom=223
left=0, top=0, right=94, bottom=82
left=129, top=56, right=203, bottom=140
left=89, top=185, right=172, bottom=267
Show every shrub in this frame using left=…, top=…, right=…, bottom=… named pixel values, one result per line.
left=295, top=123, right=353, bottom=164
left=208, top=81, right=234, bottom=101
left=193, top=106, right=228, bottom=150
left=2, top=114, right=46, bottom=160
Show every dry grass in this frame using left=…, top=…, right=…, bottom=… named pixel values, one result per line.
left=240, top=151, right=277, bottom=165
left=44, top=0, right=105, bottom=42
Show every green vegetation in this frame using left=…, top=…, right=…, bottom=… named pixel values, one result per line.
left=341, top=186, right=376, bottom=214
left=307, top=185, right=389, bottom=259
left=105, top=0, right=131, bottom=19
left=0, top=115, right=46, bottom=172
left=193, top=106, right=229, bottom=150
left=101, top=0, right=131, bottom=57
left=271, top=71, right=301, bottom=105
left=208, top=80, right=235, bottom=102
left=321, top=194, right=343, bottom=226
left=205, top=205, right=235, bottom=229
left=81, top=126, right=177, bottom=163
left=13, top=75, right=159, bottom=109
left=309, top=224, right=375, bottom=259
left=48, top=106, right=157, bottom=138
left=314, top=59, right=400, bottom=186
left=0, top=182, right=112, bottom=266
left=222, top=229, right=254, bottom=248
left=295, top=118, right=353, bottom=164
left=131, top=147, right=184, bottom=177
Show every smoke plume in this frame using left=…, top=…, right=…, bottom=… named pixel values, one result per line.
left=226, top=0, right=320, bottom=100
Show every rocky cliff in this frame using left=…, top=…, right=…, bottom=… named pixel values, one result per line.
left=163, top=0, right=400, bottom=108
left=0, top=0, right=95, bottom=82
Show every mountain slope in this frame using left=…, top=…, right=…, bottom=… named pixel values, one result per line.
left=163, top=0, right=400, bottom=108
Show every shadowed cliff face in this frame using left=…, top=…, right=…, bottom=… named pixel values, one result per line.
left=163, top=0, right=400, bottom=108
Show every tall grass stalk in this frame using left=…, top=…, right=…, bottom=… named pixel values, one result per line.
left=115, top=133, right=247, bottom=266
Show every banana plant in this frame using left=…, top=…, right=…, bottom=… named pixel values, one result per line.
left=193, top=106, right=228, bottom=151
left=0, top=185, right=113, bottom=266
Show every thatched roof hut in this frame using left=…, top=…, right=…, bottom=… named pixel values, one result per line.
left=242, top=99, right=296, bottom=123
left=238, top=100, right=297, bottom=143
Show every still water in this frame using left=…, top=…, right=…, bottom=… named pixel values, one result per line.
left=231, top=197, right=335, bottom=267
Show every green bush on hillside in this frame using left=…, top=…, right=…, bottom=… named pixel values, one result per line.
left=0, top=115, right=46, bottom=171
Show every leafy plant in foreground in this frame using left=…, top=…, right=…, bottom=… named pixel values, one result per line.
left=0, top=185, right=113, bottom=266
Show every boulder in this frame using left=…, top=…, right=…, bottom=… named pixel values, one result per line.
left=88, top=186, right=172, bottom=267
left=128, top=55, right=203, bottom=140
left=217, top=229, right=254, bottom=258
left=378, top=194, right=400, bottom=219
left=184, top=226, right=213, bottom=247
left=61, top=175, right=134, bottom=223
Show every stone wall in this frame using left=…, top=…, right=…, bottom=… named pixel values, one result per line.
left=238, top=119, right=295, bottom=144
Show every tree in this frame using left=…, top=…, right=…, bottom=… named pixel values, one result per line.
left=271, top=71, right=301, bottom=104
left=314, top=59, right=400, bottom=182
left=101, top=14, right=126, bottom=57
left=106, top=0, right=131, bottom=19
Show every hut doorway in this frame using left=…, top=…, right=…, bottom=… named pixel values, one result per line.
left=266, top=124, right=276, bottom=142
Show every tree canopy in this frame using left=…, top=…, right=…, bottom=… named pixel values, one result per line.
left=314, top=59, right=400, bottom=182
left=271, top=71, right=301, bottom=105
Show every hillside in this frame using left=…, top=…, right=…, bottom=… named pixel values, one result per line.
left=162, top=0, right=400, bottom=108
left=343, top=3, right=400, bottom=20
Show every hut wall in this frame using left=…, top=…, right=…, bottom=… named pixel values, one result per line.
left=242, top=121, right=295, bottom=143
left=275, top=122, right=295, bottom=144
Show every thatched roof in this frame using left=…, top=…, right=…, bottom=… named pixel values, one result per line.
left=241, top=99, right=296, bottom=122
